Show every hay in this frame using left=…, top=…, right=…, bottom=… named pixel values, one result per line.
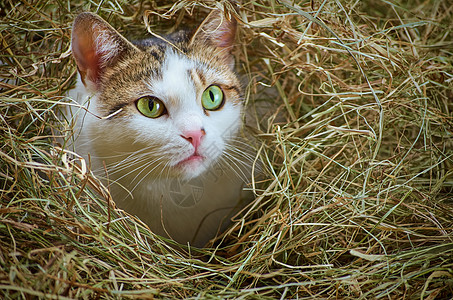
left=1, top=0, right=452, bottom=298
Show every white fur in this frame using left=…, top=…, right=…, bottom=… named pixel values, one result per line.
left=66, top=50, right=250, bottom=246
left=93, top=23, right=121, bottom=67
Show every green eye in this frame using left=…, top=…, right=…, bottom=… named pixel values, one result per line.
left=136, top=96, right=166, bottom=118
left=201, top=85, right=224, bottom=111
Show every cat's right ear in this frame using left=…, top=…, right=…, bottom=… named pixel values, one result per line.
left=190, top=9, right=237, bottom=68
left=71, top=12, right=137, bottom=91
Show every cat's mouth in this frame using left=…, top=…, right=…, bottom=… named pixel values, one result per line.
left=174, top=152, right=207, bottom=179
left=177, top=153, right=204, bottom=166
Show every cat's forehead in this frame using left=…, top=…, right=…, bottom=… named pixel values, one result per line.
left=150, top=50, right=220, bottom=107
left=99, top=46, right=240, bottom=114
left=150, top=50, right=196, bottom=107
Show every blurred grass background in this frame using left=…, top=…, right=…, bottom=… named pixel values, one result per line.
left=1, top=0, right=452, bottom=298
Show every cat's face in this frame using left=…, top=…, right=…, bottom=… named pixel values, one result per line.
left=90, top=49, right=242, bottom=180
left=71, top=11, right=241, bottom=180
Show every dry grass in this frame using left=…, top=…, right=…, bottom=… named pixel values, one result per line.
left=1, top=0, right=453, bottom=298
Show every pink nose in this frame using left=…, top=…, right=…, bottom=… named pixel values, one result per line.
left=181, top=129, right=205, bottom=150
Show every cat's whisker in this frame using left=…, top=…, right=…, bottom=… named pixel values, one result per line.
left=94, top=146, right=163, bottom=174
left=93, top=156, right=144, bottom=177
left=160, top=160, right=175, bottom=182
left=223, top=138, right=263, bottom=180
left=131, top=157, right=167, bottom=182
left=225, top=145, right=257, bottom=164
left=129, top=160, right=167, bottom=193
left=109, top=159, right=164, bottom=194
left=219, top=151, right=250, bottom=184
left=225, top=141, right=257, bottom=162
left=114, top=156, right=165, bottom=183
left=105, top=153, right=158, bottom=176
left=122, top=151, right=181, bottom=191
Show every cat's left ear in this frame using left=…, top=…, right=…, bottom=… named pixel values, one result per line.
left=71, top=12, right=138, bottom=91
left=190, top=9, right=237, bottom=68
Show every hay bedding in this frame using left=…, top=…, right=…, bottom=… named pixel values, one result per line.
left=1, top=0, right=452, bottom=298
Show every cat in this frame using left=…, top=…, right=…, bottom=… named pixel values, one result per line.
left=65, top=9, right=254, bottom=247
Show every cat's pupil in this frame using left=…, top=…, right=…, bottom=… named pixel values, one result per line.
left=148, top=99, right=155, bottom=110
left=209, top=90, right=214, bottom=102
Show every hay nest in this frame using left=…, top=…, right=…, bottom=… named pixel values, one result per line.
left=1, top=0, right=452, bottom=298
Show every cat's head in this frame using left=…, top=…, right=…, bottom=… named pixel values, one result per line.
left=70, top=10, right=242, bottom=181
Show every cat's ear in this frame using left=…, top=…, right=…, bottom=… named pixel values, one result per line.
left=190, top=9, right=237, bottom=67
left=71, top=12, right=137, bottom=91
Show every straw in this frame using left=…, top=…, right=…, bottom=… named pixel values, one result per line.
left=1, top=0, right=452, bottom=298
